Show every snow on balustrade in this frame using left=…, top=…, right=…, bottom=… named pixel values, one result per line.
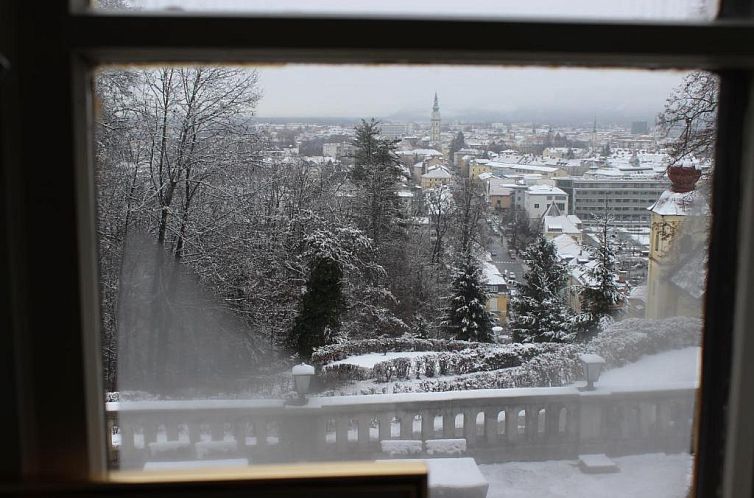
left=107, top=381, right=696, bottom=470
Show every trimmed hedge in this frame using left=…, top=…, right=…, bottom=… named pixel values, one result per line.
left=371, top=343, right=563, bottom=383
left=311, top=337, right=491, bottom=366
left=390, top=316, right=702, bottom=393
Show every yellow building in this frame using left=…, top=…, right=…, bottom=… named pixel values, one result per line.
left=421, top=166, right=452, bottom=189
left=646, top=165, right=709, bottom=319
left=483, top=261, right=510, bottom=322
left=469, top=160, right=492, bottom=181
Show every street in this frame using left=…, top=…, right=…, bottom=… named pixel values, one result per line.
left=485, top=218, right=525, bottom=285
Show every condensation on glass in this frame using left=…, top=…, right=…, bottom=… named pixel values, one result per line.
left=92, top=0, right=720, bottom=22
left=96, top=64, right=714, bottom=497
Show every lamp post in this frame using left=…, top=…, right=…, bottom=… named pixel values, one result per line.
left=578, top=354, right=606, bottom=391
left=289, top=363, right=315, bottom=405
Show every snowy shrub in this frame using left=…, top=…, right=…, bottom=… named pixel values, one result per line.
left=371, top=343, right=562, bottom=383
left=319, top=363, right=371, bottom=387
left=391, top=316, right=701, bottom=393
left=311, top=337, right=490, bottom=366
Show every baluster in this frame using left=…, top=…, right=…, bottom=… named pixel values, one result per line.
left=421, top=410, right=434, bottom=441
left=443, top=411, right=455, bottom=438
left=484, top=409, right=497, bottom=445
left=379, top=414, right=391, bottom=441
left=505, top=407, right=517, bottom=443
left=121, top=424, right=135, bottom=452
left=357, top=414, right=370, bottom=451
left=188, top=419, right=201, bottom=445
left=400, top=413, right=413, bottom=439
left=254, top=418, right=268, bottom=448
left=464, top=410, right=477, bottom=447
left=335, top=416, right=349, bottom=452
left=233, top=419, right=247, bottom=451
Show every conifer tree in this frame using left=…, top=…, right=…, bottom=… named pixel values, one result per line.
left=443, top=253, right=494, bottom=342
left=580, top=215, right=622, bottom=334
left=350, top=119, right=403, bottom=247
left=509, top=234, right=577, bottom=343
left=288, top=256, right=344, bottom=360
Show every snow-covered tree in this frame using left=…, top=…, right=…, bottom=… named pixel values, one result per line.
left=509, top=234, right=578, bottom=343
left=581, top=215, right=623, bottom=326
left=350, top=119, right=403, bottom=248
left=288, top=256, right=344, bottom=360
left=580, top=215, right=622, bottom=336
left=443, top=254, right=494, bottom=342
left=657, top=71, right=718, bottom=165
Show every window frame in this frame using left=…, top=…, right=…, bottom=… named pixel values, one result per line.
left=2, top=1, right=754, bottom=497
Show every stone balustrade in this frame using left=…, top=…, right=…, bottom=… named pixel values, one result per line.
left=106, top=384, right=695, bottom=469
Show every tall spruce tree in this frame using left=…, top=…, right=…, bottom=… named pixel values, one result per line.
left=580, top=215, right=622, bottom=334
left=288, top=256, right=345, bottom=360
left=443, top=253, right=494, bottom=342
left=509, top=234, right=577, bottom=343
left=350, top=119, right=403, bottom=248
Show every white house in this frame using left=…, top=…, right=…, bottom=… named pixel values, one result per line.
left=524, top=185, right=568, bottom=220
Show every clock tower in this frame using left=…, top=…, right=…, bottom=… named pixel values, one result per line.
left=431, top=92, right=441, bottom=144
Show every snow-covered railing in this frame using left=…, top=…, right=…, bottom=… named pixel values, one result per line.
left=106, top=384, right=695, bottom=469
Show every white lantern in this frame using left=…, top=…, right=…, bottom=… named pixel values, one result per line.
left=578, top=354, right=606, bottom=391
left=291, top=363, right=315, bottom=404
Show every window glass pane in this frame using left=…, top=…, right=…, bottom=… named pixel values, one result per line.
left=93, top=0, right=720, bottom=22
left=96, top=65, right=715, bottom=497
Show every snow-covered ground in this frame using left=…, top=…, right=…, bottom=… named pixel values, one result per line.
left=326, top=351, right=438, bottom=368
left=598, top=347, right=700, bottom=389
left=479, top=453, right=693, bottom=498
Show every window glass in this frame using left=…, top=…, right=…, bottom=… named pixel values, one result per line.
left=96, top=64, right=715, bottom=497
left=92, top=0, right=720, bottom=22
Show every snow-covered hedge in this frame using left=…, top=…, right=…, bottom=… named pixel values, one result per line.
left=391, top=316, right=701, bottom=393
left=318, top=363, right=371, bottom=385
left=311, top=337, right=491, bottom=366
left=371, top=343, right=564, bottom=383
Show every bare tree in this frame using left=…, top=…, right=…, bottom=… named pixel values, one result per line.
left=657, top=72, right=718, bottom=164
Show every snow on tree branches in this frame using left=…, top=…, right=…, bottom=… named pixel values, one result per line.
left=443, top=253, right=494, bottom=342
left=509, top=234, right=581, bottom=343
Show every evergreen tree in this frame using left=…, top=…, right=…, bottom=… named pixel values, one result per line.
left=449, top=131, right=466, bottom=161
left=580, top=215, right=622, bottom=334
left=350, top=119, right=403, bottom=248
left=443, top=254, right=494, bottom=342
left=509, top=234, right=577, bottom=343
left=288, top=256, right=344, bottom=360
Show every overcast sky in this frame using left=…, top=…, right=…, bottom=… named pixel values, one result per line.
left=252, top=65, right=690, bottom=123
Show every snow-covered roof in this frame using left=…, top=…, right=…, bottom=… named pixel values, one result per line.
left=422, top=166, right=452, bottom=179
left=482, top=261, right=507, bottom=287
left=397, top=148, right=443, bottom=157
left=648, top=189, right=709, bottom=216
left=488, top=162, right=560, bottom=174
left=397, top=191, right=414, bottom=198
left=544, top=214, right=582, bottom=235
left=527, top=185, right=567, bottom=196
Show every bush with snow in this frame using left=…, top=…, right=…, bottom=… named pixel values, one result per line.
left=311, top=336, right=491, bottom=366
left=390, top=316, right=701, bottom=393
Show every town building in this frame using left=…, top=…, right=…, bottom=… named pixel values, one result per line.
left=483, top=261, right=509, bottom=322
left=524, top=185, right=568, bottom=220
left=421, top=165, right=452, bottom=189
left=645, top=164, right=709, bottom=320
left=541, top=202, right=583, bottom=242
left=554, top=177, right=669, bottom=227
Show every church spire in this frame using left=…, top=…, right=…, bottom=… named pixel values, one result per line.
left=433, top=92, right=439, bottom=111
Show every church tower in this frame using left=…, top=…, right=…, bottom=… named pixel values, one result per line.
left=431, top=92, right=441, bottom=144
left=645, top=163, right=709, bottom=319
